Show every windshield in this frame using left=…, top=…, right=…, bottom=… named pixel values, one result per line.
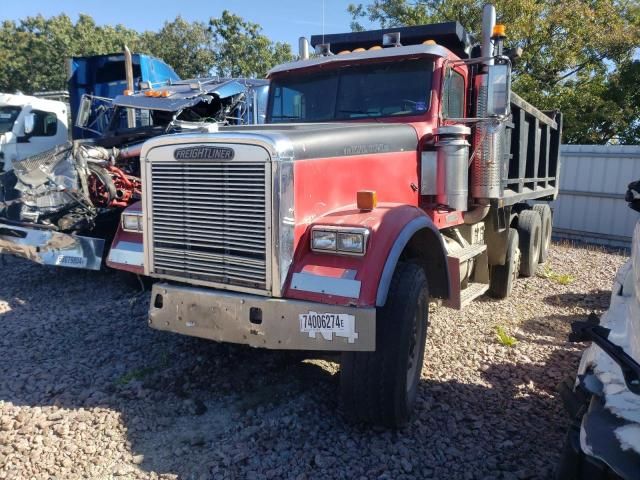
left=0, top=106, right=22, bottom=134
left=267, top=58, right=433, bottom=123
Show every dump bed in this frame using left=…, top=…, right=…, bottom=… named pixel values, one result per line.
left=502, top=93, right=563, bottom=205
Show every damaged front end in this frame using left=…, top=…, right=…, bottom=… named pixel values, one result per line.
left=0, top=141, right=140, bottom=269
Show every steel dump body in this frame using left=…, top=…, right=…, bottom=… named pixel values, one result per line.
left=502, top=93, right=562, bottom=205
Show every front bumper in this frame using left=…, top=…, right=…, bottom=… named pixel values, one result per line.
left=149, top=282, right=376, bottom=351
left=0, top=222, right=105, bottom=270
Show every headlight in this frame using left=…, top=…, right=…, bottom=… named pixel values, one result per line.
left=311, top=227, right=369, bottom=256
left=121, top=213, right=143, bottom=233
left=311, top=229, right=337, bottom=251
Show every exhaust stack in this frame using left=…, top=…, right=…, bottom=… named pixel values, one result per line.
left=298, top=37, right=310, bottom=60
left=471, top=4, right=503, bottom=200
left=481, top=4, right=496, bottom=67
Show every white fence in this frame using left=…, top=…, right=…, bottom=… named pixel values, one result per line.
left=552, top=144, right=640, bottom=248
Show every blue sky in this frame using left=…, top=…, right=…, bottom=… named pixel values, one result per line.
left=1, top=0, right=374, bottom=51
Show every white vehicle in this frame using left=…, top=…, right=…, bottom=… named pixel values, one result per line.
left=557, top=184, right=640, bottom=479
left=0, top=93, right=68, bottom=172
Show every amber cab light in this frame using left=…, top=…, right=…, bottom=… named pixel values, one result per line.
left=357, top=190, right=377, bottom=211
left=492, top=24, right=506, bottom=37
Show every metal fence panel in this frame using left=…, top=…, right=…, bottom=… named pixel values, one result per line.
left=552, top=145, right=640, bottom=248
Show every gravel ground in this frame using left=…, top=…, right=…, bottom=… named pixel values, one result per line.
left=0, top=242, right=627, bottom=480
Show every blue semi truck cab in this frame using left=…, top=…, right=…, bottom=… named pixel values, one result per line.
left=68, top=52, right=180, bottom=139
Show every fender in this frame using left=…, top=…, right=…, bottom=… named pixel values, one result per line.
left=106, top=201, right=144, bottom=275
left=283, top=203, right=450, bottom=308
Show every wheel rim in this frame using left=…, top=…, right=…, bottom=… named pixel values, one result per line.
left=406, top=301, right=425, bottom=393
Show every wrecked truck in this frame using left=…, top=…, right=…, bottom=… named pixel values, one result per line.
left=556, top=181, right=640, bottom=480
left=140, top=5, right=562, bottom=427
left=0, top=78, right=268, bottom=270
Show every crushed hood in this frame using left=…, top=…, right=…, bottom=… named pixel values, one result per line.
left=112, top=79, right=265, bottom=112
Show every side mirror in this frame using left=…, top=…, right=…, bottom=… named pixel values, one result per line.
left=76, top=95, right=92, bottom=128
left=486, top=63, right=511, bottom=117
left=23, top=112, right=35, bottom=135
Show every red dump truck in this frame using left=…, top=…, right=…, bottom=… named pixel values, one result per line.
left=137, top=5, right=562, bottom=426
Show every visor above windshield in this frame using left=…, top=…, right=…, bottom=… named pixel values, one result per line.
left=267, top=58, right=433, bottom=123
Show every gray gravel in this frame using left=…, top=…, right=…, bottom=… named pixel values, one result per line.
left=0, top=242, right=627, bottom=480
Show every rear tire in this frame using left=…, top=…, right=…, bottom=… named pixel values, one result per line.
left=518, top=210, right=542, bottom=277
left=488, top=228, right=520, bottom=299
left=533, top=204, right=552, bottom=263
left=340, top=262, right=428, bottom=428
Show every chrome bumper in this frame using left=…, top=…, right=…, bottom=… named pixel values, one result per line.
left=149, top=282, right=376, bottom=351
left=0, top=223, right=105, bottom=270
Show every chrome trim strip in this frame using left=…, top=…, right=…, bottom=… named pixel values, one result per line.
left=272, top=158, right=294, bottom=297
left=375, top=216, right=432, bottom=306
left=291, top=272, right=361, bottom=298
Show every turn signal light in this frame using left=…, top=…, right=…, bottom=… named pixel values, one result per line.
left=123, top=89, right=133, bottom=96
left=357, top=190, right=377, bottom=211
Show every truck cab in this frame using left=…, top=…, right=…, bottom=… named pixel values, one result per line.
left=0, top=93, right=68, bottom=172
left=140, top=5, right=562, bottom=427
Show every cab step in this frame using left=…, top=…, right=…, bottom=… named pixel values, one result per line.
left=444, top=243, right=490, bottom=310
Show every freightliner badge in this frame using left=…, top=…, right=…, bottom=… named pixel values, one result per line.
left=174, top=145, right=235, bottom=160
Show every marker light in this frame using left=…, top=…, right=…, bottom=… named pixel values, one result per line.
left=357, top=190, right=377, bottom=211
left=492, top=24, right=506, bottom=37
left=123, top=89, right=133, bottom=96
left=338, top=50, right=351, bottom=55
left=352, top=48, right=366, bottom=53
left=423, top=40, right=436, bottom=45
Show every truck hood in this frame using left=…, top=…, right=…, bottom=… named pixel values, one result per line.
left=112, top=79, right=265, bottom=113
left=204, top=122, right=421, bottom=161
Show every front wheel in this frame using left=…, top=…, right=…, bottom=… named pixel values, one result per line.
left=340, top=262, right=429, bottom=428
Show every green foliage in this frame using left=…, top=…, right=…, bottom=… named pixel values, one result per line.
left=209, top=10, right=293, bottom=78
left=537, top=265, right=575, bottom=285
left=348, top=0, right=640, bottom=144
left=0, top=11, right=292, bottom=93
left=140, top=17, right=216, bottom=79
left=495, top=326, right=518, bottom=347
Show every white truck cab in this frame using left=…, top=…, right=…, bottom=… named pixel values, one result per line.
left=0, top=93, right=68, bottom=172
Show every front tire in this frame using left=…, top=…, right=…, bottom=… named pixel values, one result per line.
left=340, top=262, right=429, bottom=428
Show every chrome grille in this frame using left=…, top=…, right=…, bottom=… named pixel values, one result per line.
left=149, top=161, right=269, bottom=290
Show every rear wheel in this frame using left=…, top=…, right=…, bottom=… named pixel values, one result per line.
left=518, top=210, right=542, bottom=277
left=488, top=228, right=520, bottom=299
left=340, top=262, right=428, bottom=428
left=533, top=204, right=552, bottom=263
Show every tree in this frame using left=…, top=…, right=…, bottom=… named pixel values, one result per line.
left=209, top=10, right=293, bottom=78
left=0, top=14, right=142, bottom=93
left=348, top=0, right=640, bottom=144
left=140, top=17, right=216, bottom=79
